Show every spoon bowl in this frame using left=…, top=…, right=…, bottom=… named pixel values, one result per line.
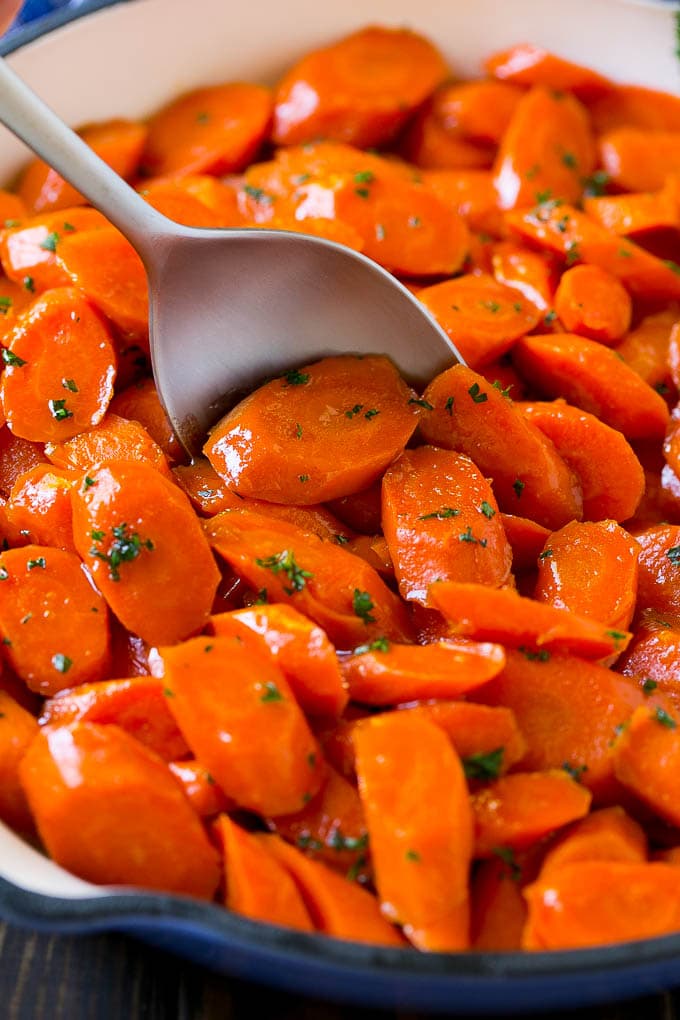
left=0, top=59, right=461, bottom=456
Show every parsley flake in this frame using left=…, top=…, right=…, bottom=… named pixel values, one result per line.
left=667, top=546, right=680, bottom=564
left=364, top=408, right=380, bottom=420
left=468, top=382, right=488, bottom=403
left=353, top=636, right=390, bottom=654
left=492, top=846, right=521, bottom=882
left=655, top=707, right=677, bottom=729
left=513, top=479, right=525, bottom=499
left=345, top=404, right=364, bottom=419
left=2, top=349, right=27, bottom=367
left=459, top=526, right=487, bottom=547
left=405, top=849, right=421, bottom=862
left=40, top=232, right=59, bottom=252
left=27, top=557, right=46, bottom=570
left=539, top=549, right=553, bottom=559
left=260, top=681, right=284, bottom=703
left=417, top=506, right=459, bottom=521
left=89, top=523, right=155, bottom=582
left=444, top=396, right=454, bottom=415
left=562, top=762, right=588, bottom=783
left=408, top=397, right=434, bottom=410
left=255, top=549, right=312, bottom=594
left=353, top=588, right=376, bottom=624
left=479, top=501, right=496, bottom=519
left=62, top=378, right=78, bottom=393
left=463, top=747, right=504, bottom=780
left=642, top=678, right=658, bottom=695
left=281, top=368, right=310, bottom=386
left=48, top=398, right=73, bottom=421
left=52, top=653, right=72, bottom=674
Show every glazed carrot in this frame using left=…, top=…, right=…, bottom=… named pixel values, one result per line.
left=519, top=400, right=644, bottom=522
left=635, top=525, right=680, bottom=616
left=205, top=355, right=420, bottom=504
left=611, top=705, right=680, bottom=826
left=18, top=119, right=147, bottom=214
left=471, top=856, right=528, bottom=951
left=168, top=760, right=233, bottom=818
left=341, top=638, right=506, bottom=705
left=0, top=190, right=27, bottom=226
left=0, top=427, right=44, bottom=498
left=41, top=677, right=189, bottom=762
left=381, top=446, right=512, bottom=603
left=422, top=170, right=504, bottom=236
left=418, top=274, right=539, bottom=368
left=1, top=288, right=116, bottom=443
left=56, top=227, right=148, bottom=338
left=539, top=807, right=647, bottom=879
left=213, top=815, right=313, bottom=931
left=272, top=26, right=448, bottom=148
left=534, top=521, right=639, bottom=632
left=0, top=207, right=107, bottom=292
left=617, top=610, right=680, bottom=706
left=500, top=514, right=550, bottom=572
left=524, top=860, right=680, bottom=949
left=493, top=87, right=595, bottom=210
left=590, top=85, right=680, bottom=134
left=0, top=274, right=37, bottom=340
left=71, top=461, right=219, bottom=645
left=485, top=44, right=612, bottom=102
left=354, top=712, right=473, bottom=950
left=419, top=364, right=583, bottom=529
left=141, top=187, right=232, bottom=228
left=491, top=242, right=557, bottom=314
left=616, top=310, right=678, bottom=397
left=433, top=81, right=524, bottom=146
left=512, top=333, right=670, bottom=440
left=204, top=508, right=412, bottom=648
left=344, top=534, right=393, bottom=577
left=505, top=201, right=680, bottom=303
left=141, top=174, right=243, bottom=224
left=19, top=722, right=220, bottom=898
left=429, top=581, right=628, bottom=660
left=474, top=649, right=649, bottom=800
left=160, top=634, right=323, bottom=815
left=266, top=764, right=369, bottom=879
left=6, top=464, right=75, bottom=551
left=663, top=407, right=680, bottom=484
left=554, top=265, right=632, bottom=345
left=599, top=129, right=680, bottom=192
left=400, top=103, right=494, bottom=171
left=0, top=690, right=38, bottom=832
left=0, top=545, right=109, bottom=695
left=109, top=377, right=181, bottom=465
left=143, top=84, right=272, bottom=177
left=326, top=479, right=383, bottom=535
left=45, top=413, right=171, bottom=477
left=396, top=702, right=527, bottom=774
left=477, top=358, right=529, bottom=401
left=257, top=833, right=405, bottom=946
left=172, top=459, right=244, bottom=516
left=584, top=176, right=680, bottom=238
left=212, top=603, right=348, bottom=717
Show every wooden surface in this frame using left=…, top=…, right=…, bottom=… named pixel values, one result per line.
left=0, top=922, right=677, bottom=1020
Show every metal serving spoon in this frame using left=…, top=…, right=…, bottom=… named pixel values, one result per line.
left=0, top=58, right=461, bottom=456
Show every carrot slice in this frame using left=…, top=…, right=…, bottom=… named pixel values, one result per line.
left=0, top=208, right=107, bottom=292
left=211, top=603, right=348, bottom=717
left=354, top=712, right=473, bottom=950
left=423, top=170, right=505, bottom=237
left=590, top=85, right=680, bottom=134
left=599, top=129, right=680, bottom=192
left=485, top=44, right=612, bottom=102
left=45, top=413, right=171, bottom=478
left=382, top=445, right=512, bottom=603
left=400, top=103, right=494, bottom=171
left=18, top=120, right=147, bottom=214
left=213, top=815, right=313, bottom=931
left=70, top=460, right=219, bottom=646
left=257, top=832, right=405, bottom=946
left=143, top=84, right=272, bottom=177
left=205, top=355, right=420, bottom=505
left=616, top=310, right=679, bottom=394
left=584, top=176, right=680, bottom=238
left=539, top=807, right=647, bottom=879
left=0, top=427, right=44, bottom=498
left=554, top=265, right=632, bottom=345
left=471, top=856, right=528, bottom=951
left=168, top=760, right=233, bottom=818
left=341, top=638, right=505, bottom=705
left=433, top=80, right=524, bottom=146
left=0, top=190, right=27, bottom=226
left=491, top=242, right=557, bottom=314
left=41, top=676, right=189, bottom=762
left=19, top=721, right=220, bottom=898
left=109, top=377, right=182, bottom=465
left=0, top=544, right=109, bottom=695
left=420, top=364, right=583, bottom=529
left=272, top=26, right=448, bottom=148
left=0, top=690, right=38, bottom=832
left=418, top=274, right=539, bottom=368
left=399, top=702, right=526, bottom=777
left=0, top=274, right=38, bottom=341
left=617, top=610, right=680, bottom=706
left=6, top=464, right=75, bottom=551
left=612, top=704, right=680, bottom=826
left=326, top=480, right=382, bottom=535
left=172, top=459, right=244, bottom=516
left=500, top=514, right=551, bottom=572
left=513, top=333, right=670, bottom=440
left=1, top=288, right=116, bottom=443
left=493, top=87, right=595, bottom=210
left=629, top=525, right=680, bottom=617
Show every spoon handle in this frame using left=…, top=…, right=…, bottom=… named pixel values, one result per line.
left=0, top=56, right=179, bottom=259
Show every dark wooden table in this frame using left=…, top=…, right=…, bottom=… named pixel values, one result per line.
left=0, top=922, right=677, bottom=1020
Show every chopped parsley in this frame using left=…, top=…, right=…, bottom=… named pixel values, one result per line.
left=2, top=349, right=27, bottom=367
left=565, top=241, right=581, bottom=266
left=492, top=380, right=513, bottom=399
left=243, top=185, right=274, bottom=205
left=513, top=479, right=525, bottom=499
left=353, top=636, right=390, bottom=654
left=39, top=232, right=60, bottom=252
left=0, top=566, right=8, bottom=581
left=364, top=408, right=380, bottom=420
left=518, top=646, right=551, bottom=662
left=405, top=848, right=421, bottom=862
left=298, top=474, right=309, bottom=483
left=538, top=549, right=553, bottom=559
left=562, top=762, right=588, bottom=783
left=408, top=397, right=434, bottom=410
left=89, top=523, right=155, bottom=582
left=52, top=653, right=72, bottom=674
left=482, top=300, right=501, bottom=314
left=255, top=549, right=312, bottom=594
left=468, top=382, right=488, bottom=403
left=543, top=310, right=557, bottom=326
left=560, top=151, right=578, bottom=169
left=329, top=830, right=369, bottom=853
left=459, top=526, right=487, bottom=547
left=655, top=707, right=677, bottom=729
left=642, top=678, right=658, bottom=695
left=260, top=681, right=284, bottom=703
left=354, top=171, right=375, bottom=185
left=666, top=546, right=680, bottom=564
left=345, top=404, right=364, bottom=418
left=0, top=296, right=12, bottom=314
left=492, top=846, right=521, bottom=882
left=444, top=396, right=454, bottom=415
left=295, top=422, right=303, bottom=439
left=479, top=501, right=496, bottom=519
left=582, top=170, right=610, bottom=197
left=281, top=368, right=310, bottom=386
left=463, top=747, right=504, bottom=780
left=62, top=378, right=78, bottom=393
left=417, top=507, right=460, bottom=521
left=26, top=557, right=46, bottom=570
left=353, top=588, right=376, bottom=625
left=48, top=398, right=73, bottom=421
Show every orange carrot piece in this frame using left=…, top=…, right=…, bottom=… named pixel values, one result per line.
left=0, top=427, right=44, bottom=498
left=272, top=26, right=448, bottom=148
left=617, top=610, right=680, bottom=707
left=523, top=861, right=680, bottom=949
left=141, top=187, right=233, bottom=229
left=20, top=722, right=219, bottom=898
left=143, top=84, right=272, bottom=177
left=326, top=480, right=382, bottom=535
left=344, top=534, right=393, bottom=578
left=172, top=459, right=244, bottom=516
left=213, top=815, right=313, bottom=931
left=18, top=120, right=147, bottom=214
left=519, top=399, right=644, bottom=522
left=513, top=333, right=670, bottom=440
left=1, top=288, right=116, bottom=443
left=396, top=701, right=527, bottom=774
left=0, top=208, right=107, bottom=292
left=109, top=378, right=181, bottom=465
left=500, top=514, right=551, bottom=572
left=400, top=103, right=494, bottom=171
left=6, top=464, right=75, bottom=551
left=420, top=364, right=583, bottom=529
left=485, top=44, right=612, bottom=102
left=41, top=676, right=189, bottom=762
left=422, top=171, right=504, bottom=239
left=554, top=265, right=632, bottom=345
left=0, top=690, right=38, bottom=832
left=616, top=310, right=679, bottom=394
left=0, top=274, right=37, bottom=341
left=45, top=413, right=171, bottom=478
left=204, top=509, right=412, bottom=649
left=474, top=649, right=649, bottom=800
left=354, top=712, right=473, bottom=950
left=636, top=525, right=680, bottom=616
left=584, top=176, right=680, bottom=238
left=212, top=603, right=348, bottom=717
left=205, top=355, right=420, bottom=505
left=471, top=856, right=528, bottom=951
left=381, top=445, right=512, bottom=603
left=599, top=129, right=680, bottom=192
left=539, top=807, right=647, bottom=879
left=168, top=760, right=233, bottom=818
left=0, top=545, right=109, bottom=695
left=258, top=832, right=405, bottom=946
left=611, top=704, right=680, bottom=826
left=266, top=764, right=368, bottom=878
left=341, top=638, right=505, bottom=705
left=140, top=174, right=243, bottom=225
left=71, top=461, right=219, bottom=645
left=590, top=85, right=680, bottom=134
left=160, top=634, right=322, bottom=815
left=472, top=770, right=591, bottom=857
left=433, top=80, right=524, bottom=146
left=534, top=520, right=639, bottom=632
left=418, top=274, right=539, bottom=368
left=491, top=242, right=557, bottom=314
left=0, top=190, right=27, bottom=226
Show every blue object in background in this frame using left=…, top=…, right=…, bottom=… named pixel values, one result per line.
left=8, top=0, right=87, bottom=32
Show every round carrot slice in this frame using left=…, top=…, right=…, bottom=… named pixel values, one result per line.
left=554, top=265, right=632, bottom=344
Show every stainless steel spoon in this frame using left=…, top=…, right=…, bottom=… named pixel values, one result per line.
left=0, top=58, right=462, bottom=456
